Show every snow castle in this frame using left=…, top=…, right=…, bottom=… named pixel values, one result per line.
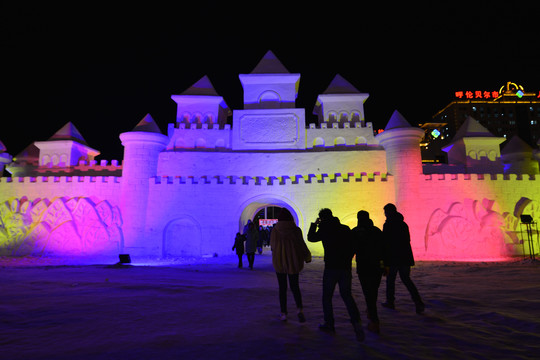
left=1, top=51, right=539, bottom=261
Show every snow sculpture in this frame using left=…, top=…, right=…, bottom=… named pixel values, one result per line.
left=0, top=197, right=121, bottom=256
left=424, top=197, right=539, bottom=260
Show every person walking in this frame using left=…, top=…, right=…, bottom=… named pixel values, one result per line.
left=307, top=208, right=364, bottom=342
left=270, top=208, right=312, bottom=322
left=381, top=203, right=425, bottom=314
left=351, top=210, right=385, bottom=334
left=244, top=221, right=259, bottom=270
left=232, top=232, right=245, bottom=268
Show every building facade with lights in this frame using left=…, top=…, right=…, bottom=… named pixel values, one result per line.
left=433, top=82, right=540, bottom=144
left=0, top=53, right=539, bottom=262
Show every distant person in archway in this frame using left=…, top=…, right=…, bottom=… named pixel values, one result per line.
left=232, top=232, right=245, bottom=268
left=244, top=220, right=259, bottom=270
left=352, top=210, right=385, bottom=334
left=270, top=208, right=311, bottom=322
left=308, top=208, right=364, bottom=342
left=381, top=203, right=425, bottom=314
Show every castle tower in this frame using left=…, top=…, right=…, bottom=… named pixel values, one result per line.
left=313, top=74, right=369, bottom=127
left=442, top=116, right=505, bottom=173
left=34, top=122, right=99, bottom=167
left=119, top=114, right=168, bottom=254
left=171, top=75, right=230, bottom=129
left=501, top=135, right=540, bottom=175
left=0, top=141, right=12, bottom=174
left=232, top=51, right=306, bottom=150
left=376, top=110, right=425, bottom=251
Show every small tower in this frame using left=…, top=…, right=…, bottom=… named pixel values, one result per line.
left=238, top=50, right=300, bottom=109
left=313, top=74, right=369, bottom=127
left=376, top=110, right=425, bottom=252
left=34, top=122, right=99, bottom=167
left=501, top=135, right=539, bottom=175
left=119, top=114, right=168, bottom=254
left=232, top=51, right=306, bottom=150
left=0, top=141, right=12, bottom=174
left=171, top=75, right=230, bottom=129
left=442, top=116, right=505, bottom=173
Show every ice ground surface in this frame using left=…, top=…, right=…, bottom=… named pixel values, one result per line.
left=1, top=253, right=540, bottom=360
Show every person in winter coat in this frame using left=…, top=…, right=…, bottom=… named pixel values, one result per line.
left=351, top=210, right=385, bottom=334
left=244, top=221, right=259, bottom=270
left=270, top=208, right=311, bottom=322
left=232, top=232, right=245, bottom=268
left=381, top=203, right=425, bottom=314
left=307, top=208, right=364, bottom=342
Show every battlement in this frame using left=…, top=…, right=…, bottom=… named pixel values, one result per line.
left=423, top=173, right=537, bottom=181
left=307, top=121, right=373, bottom=130
left=170, top=123, right=232, bottom=130
left=0, top=175, right=121, bottom=184
left=7, top=159, right=122, bottom=177
left=151, top=172, right=389, bottom=185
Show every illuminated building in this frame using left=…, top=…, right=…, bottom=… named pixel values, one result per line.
left=0, top=53, right=539, bottom=261
left=418, top=122, right=450, bottom=163
left=433, top=82, right=540, bottom=145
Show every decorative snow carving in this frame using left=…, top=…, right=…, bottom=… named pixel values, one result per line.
left=0, top=197, right=122, bottom=256
left=423, top=198, right=538, bottom=260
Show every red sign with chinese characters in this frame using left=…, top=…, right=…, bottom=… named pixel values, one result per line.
left=455, top=91, right=499, bottom=100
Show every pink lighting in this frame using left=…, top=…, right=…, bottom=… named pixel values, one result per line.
left=0, top=53, right=539, bottom=262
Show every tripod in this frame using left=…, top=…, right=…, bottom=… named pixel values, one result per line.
left=520, top=217, right=538, bottom=260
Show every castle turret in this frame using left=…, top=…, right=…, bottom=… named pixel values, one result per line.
left=34, top=122, right=99, bottom=167
left=313, top=74, right=369, bottom=127
left=232, top=51, right=306, bottom=150
left=501, top=135, right=540, bottom=175
left=376, top=110, right=425, bottom=252
left=119, top=114, right=168, bottom=254
left=171, top=75, right=230, bottom=129
left=0, top=141, right=12, bottom=174
left=442, top=116, right=505, bottom=173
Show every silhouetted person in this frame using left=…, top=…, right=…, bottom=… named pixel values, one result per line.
left=232, top=232, right=245, bottom=268
left=270, top=208, right=311, bottom=322
left=352, top=210, right=385, bottom=334
left=245, top=221, right=259, bottom=270
left=308, top=208, right=364, bottom=342
left=381, top=203, right=425, bottom=314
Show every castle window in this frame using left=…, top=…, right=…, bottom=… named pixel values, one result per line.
left=339, top=112, right=349, bottom=122
left=334, top=137, right=346, bottom=146
left=327, top=112, right=337, bottom=122
left=258, top=91, right=280, bottom=109
left=313, top=137, right=325, bottom=147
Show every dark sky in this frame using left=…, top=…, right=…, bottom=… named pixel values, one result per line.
left=3, top=1, right=539, bottom=161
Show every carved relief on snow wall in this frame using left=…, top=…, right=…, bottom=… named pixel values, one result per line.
left=0, top=197, right=122, bottom=256
left=424, top=197, right=539, bottom=260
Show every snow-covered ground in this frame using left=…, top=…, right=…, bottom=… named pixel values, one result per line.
left=1, top=252, right=540, bottom=360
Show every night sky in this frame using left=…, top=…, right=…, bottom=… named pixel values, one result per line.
left=3, top=2, right=539, bottom=161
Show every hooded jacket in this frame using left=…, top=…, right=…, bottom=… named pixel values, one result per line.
left=271, top=221, right=311, bottom=274
left=382, top=212, right=415, bottom=267
left=351, top=218, right=384, bottom=272
left=307, top=216, right=353, bottom=270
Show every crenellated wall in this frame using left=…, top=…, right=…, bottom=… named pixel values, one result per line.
left=413, top=173, right=540, bottom=260
left=144, top=172, right=394, bottom=258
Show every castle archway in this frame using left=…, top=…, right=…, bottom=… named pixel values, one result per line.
left=162, top=215, right=202, bottom=258
left=237, top=195, right=303, bottom=234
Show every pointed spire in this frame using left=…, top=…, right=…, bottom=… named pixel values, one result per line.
left=181, top=75, right=219, bottom=96
left=501, top=135, right=533, bottom=155
left=49, top=122, right=88, bottom=145
left=250, top=50, right=290, bottom=74
left=453, top=116, right=495, bottom=141
left=322, top=74, right=360, bottom=94
left=132, top=113, right=162, bottom=134
left=385, top=110, right=412, bottom=131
